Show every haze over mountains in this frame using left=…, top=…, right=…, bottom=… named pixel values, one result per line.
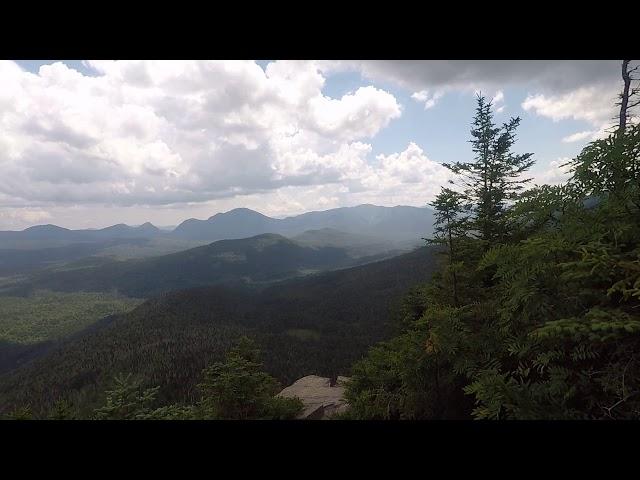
left=171, top=204, right=434, bottom=243
left=0, top=204, right=434, bottom=245
left=0, top=205, right=434, bottom=275
left=18, top=233, right=364, bottom=298
left=0, top=222, right=161, bottom=242
left=0, top=204, right=436, bottom=297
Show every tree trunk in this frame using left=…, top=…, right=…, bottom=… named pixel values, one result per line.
left=619, top=60, right=631, bottom=132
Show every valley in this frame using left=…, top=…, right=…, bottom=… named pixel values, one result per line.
left=0, top=245, right=439, bottom=416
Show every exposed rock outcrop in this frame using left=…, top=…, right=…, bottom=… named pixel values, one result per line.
left=278, top=375, right=350, bottom=420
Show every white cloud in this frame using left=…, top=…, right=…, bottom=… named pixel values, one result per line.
left=411, top=90, right=444, bottom=110
left=522, top=85, right=619, bottom=135
left=2, top=59, right=628, bottom=229
left=361, top=142, right=454, bottom=204
left=326, top=60, right=625, bottom=133
left=562, top=130, right=596, bottom=143
left=306, top=86, right=401, bottom=140
left=531, top=158, right=572, bottom=186
left=411, top=90, right=429, bottom=102
left=190, top=143, right=453, bottom=218
left=491, top=90, right=506, bottom=113
left=0, top=60, right=403, bottom=210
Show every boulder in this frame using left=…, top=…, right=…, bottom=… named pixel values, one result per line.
left=278, top=375, right=350, bottom=420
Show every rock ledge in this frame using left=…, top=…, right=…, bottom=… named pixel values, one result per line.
left=278, top=375, right=349, bottom=420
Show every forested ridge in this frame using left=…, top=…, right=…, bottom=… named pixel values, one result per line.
left=12, top=233, right=359, bottom=298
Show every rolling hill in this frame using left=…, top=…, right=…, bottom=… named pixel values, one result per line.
left=13, top=233, right=359, bottom=298
left=0, top=223, right=162, bottom=250
left=291, top=227, right=414, bottom=258
left=0, top=239, right=151, bottom=276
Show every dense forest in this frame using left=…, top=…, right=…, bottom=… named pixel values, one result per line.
left=0, top=246, right=438, bottom=418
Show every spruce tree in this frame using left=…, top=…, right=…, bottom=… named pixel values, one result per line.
left=428, top=188, right=468, bottom=306
left=94, top=373, right=160, bottom=420
left=196, top=337, right=303, bottom=420
left=444, top=94, right=534, bottom=245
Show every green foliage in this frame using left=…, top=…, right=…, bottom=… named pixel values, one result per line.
left=3, top=406, right=33, bottom=420
left=444, top=94, right=535, bottom=245
left=346, top=303, right=472, bottom=420
left=94, top=373, right=161, bottom=420
left=88, top=339, right=302, bottom=421
left=428, top=188, right=470, bottom=306
left=0, top=247, right=437, bottom=417
left=92, top=373, right=194, bottom=420
left=0, top=290, right=143, bottom=345
left=347, top=87, right=640, bottom=420
left=196, top=337, right=303, bottom=420
left=48, top=398, right=77, bottom=420
left=567, top=125, right=640, bottom=207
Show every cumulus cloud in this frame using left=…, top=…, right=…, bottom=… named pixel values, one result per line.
left=522, top=85, right=619, bottom=133
left=359, top=142, right=453, bottom=205
left=411, top=90, right=444, bottom=109
left=491, top=90, right=505, bottom=113
left=323, top=60, right=624, bottom=133
left=179, top=142, right=452, bottom=218
left=0, top=60, right=403, bottom=210
left=1, top=59, right=628, bottom=229
left=562, top=130, right=597, bottom=143
left=519, top=61, right=640, bottom=136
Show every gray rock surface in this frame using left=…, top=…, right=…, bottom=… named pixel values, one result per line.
left=278, top=375, right=350, bottom=420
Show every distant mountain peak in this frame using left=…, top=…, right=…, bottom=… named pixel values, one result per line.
left=137, top=222, right=159, bottom=231
left=101, top=223, right=129, bottom=231
left=208, top=207, right=269, bottom=221
left=24, top=224, right=70, bottom=232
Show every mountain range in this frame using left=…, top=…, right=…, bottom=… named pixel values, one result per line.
left=0, top=204, right=434, bottom=246
left=0, top=222, right=160, bottom=243
left=171, top=204, right=434, bottom=243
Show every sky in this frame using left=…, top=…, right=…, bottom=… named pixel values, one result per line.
left=0, top=60, right=629, bottom=229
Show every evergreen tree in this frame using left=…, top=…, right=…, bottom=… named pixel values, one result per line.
left=196, top=337, right=303, bottom=420
left=428, top=187, right=469, bottom=306
left=48, top=398, right=76, bottom=420
left=444, top=94, right=534, bottom=245
left=94, top=373, right=160, bottom=420
left=4, top=406, right=33, bottom=420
